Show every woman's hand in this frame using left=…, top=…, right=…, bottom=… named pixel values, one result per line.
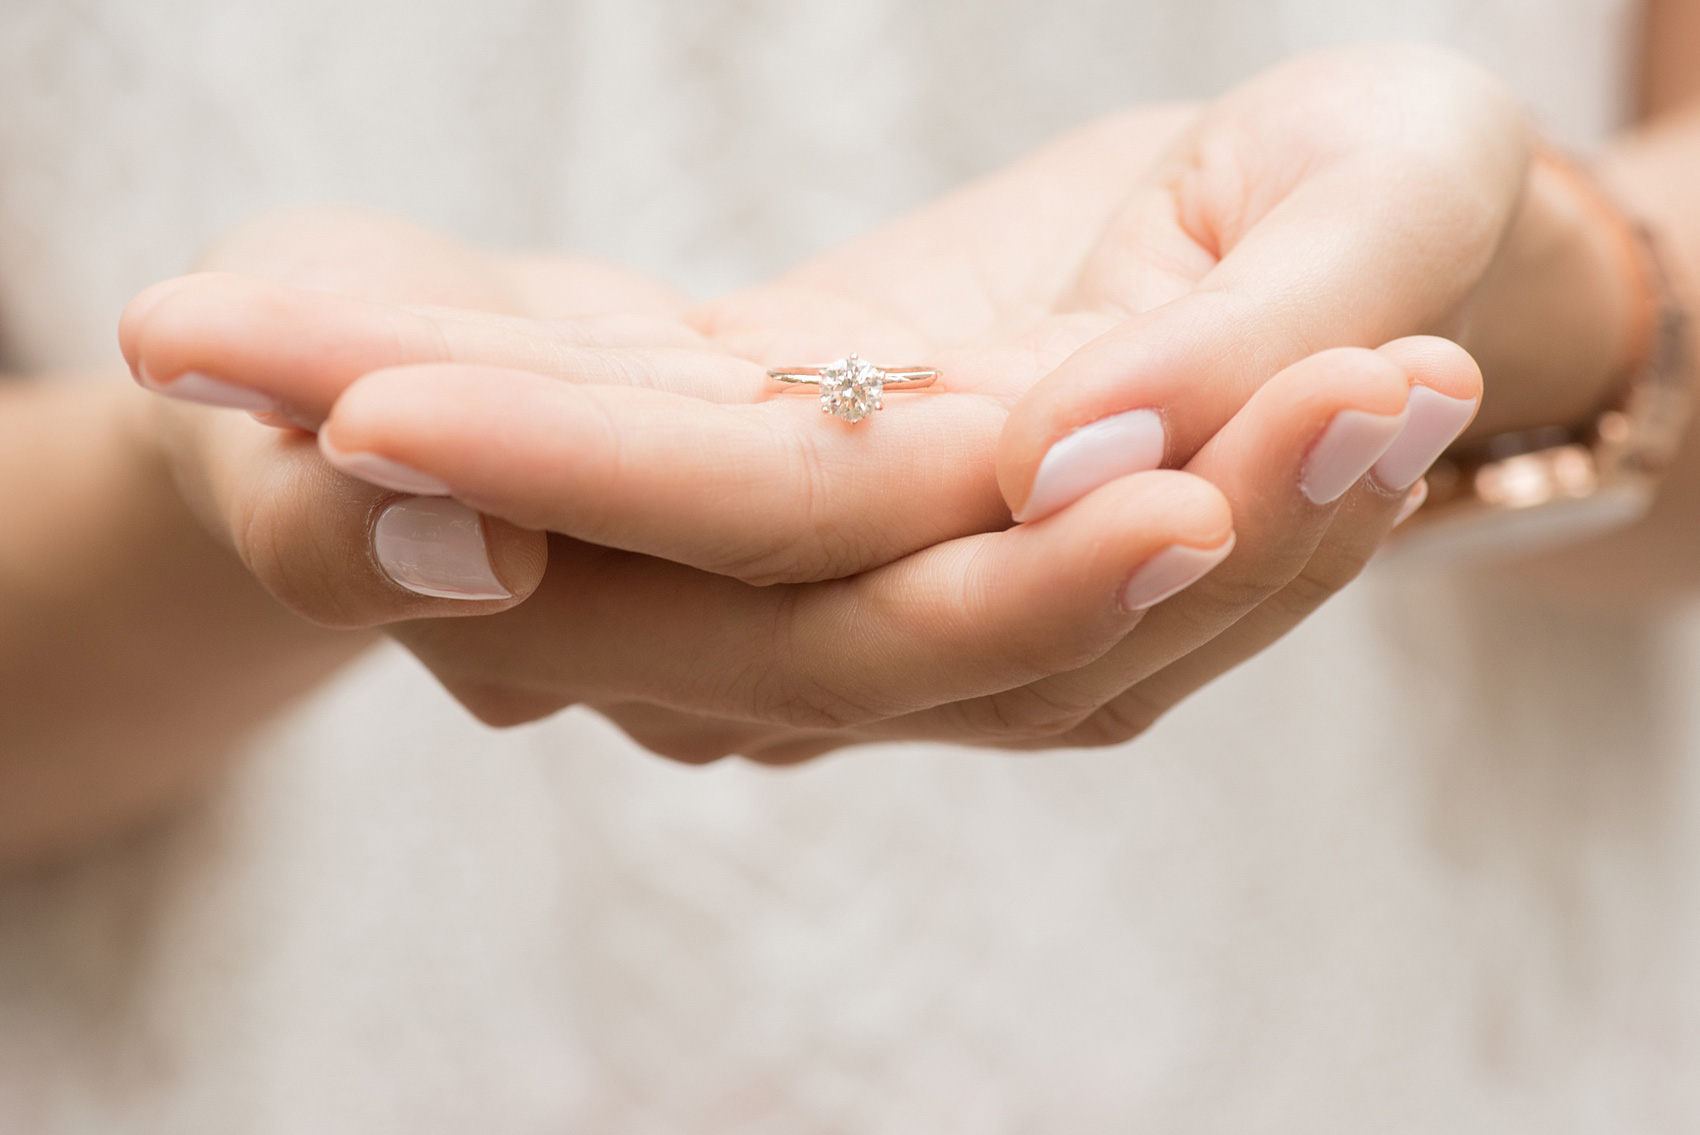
left=997, top=45, right=1639, bottom=523
left=393, top=338, right=1473, bottom=758
left=116, top=208, right=1240, bottom=751
left=123, top=48, right=1530, bottom=758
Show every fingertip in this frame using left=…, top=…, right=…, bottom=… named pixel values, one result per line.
left=317, top=366, right=417, bottom=453
left=1008, top=407, right=1168, bottom=523
left=1290, top=346, right=1414, bottom=411
left=480, top=516, right=549, bottom=603
left=995, top=321, right=1180, bottom=521
left=127, top=272, right=280, bottom=405
left=1042, top=468, right=1235, bottom=582
left=1182, top=345, right=1416, bottom=514
left=324, top=363, right=515, bottom=472
left=1365, top=338, right=1481, bottom=493
left=370, top=496, right=541, bottom=607
left=117, top=273, right=220, bottom=372
left=1143, top=468, right=1235, bottom=547
left=1119, top=529, right=1236, bottom=612
left=320, top=428, right=453, bottom=496
left=1375, top=335, right=1484, bottom=401
left=1217, top=345, right=1412, bottom=454
left=1012, top=468, right=1237, bottom=627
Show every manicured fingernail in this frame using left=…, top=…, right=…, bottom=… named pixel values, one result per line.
left=1371, top=386, right=1477, bottom=491
left=320, top=433, right=451, bottom=496
left=373, top=497, right=511, bottom=601
left=1118, top=534, right=1235, bottom=612
left=1018, top=409, right=1165, bottom=523
left=1393, top=478, right=1429, bottom=527
left=139, top=368, right=277, bottom=413
left=1300, top=407, right=1408, bottom=504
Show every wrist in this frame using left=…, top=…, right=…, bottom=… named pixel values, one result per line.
left=1461, top=148, right=1647, bottom=437
left=1394, top=147, right=1693, bottom=565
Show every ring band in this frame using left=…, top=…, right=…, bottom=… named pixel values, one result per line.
left=767, top=354, right=940, bottom=422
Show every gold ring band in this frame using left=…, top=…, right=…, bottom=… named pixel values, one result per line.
left=768, top=366, right=939, bottom=389
left=767, top=354, right=940, bottom=423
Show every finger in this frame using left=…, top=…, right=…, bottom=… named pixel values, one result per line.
left=883, top=340, right=1463, bottom=744
left=1054, top=472, right=1429, bottom=749
left=996, top=47, right=1526, bottom=521
left=156, top=402, right=546, bottom=628
left=563, top=336, right=1475, bottom=756
left=122, top=272, right=765, bottom=424
left=1363, top=335, right=1483, bottom=492
left=395, top=470, right=1232, bottom=729
left=696, top=105, right=1198, bottom=361
left=319, top=363, right=1013, bottom=583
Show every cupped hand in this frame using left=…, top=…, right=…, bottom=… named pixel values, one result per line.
left=996, top=44, right=1635, bottom=521
left=121, top=47, right=1517, bottom=757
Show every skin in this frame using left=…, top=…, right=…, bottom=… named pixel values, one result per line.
left=2, top=28, right=1697, bottom=867
left=120, top=77, right=1478, bottom=752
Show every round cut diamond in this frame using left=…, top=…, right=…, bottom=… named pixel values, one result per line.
left=818, top=355, right=884, bottom=422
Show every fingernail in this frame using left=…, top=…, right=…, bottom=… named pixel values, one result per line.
left=373, top=497, right=511, bottom=600
left=1018, top=409, right=1165, bottom=523
left=1371, top=386, right=1477, bottom=491
left=320, top=433, right=451, bottom=496
left=1119, top=534, right=1235, bottom=612
left=1393, top=478, right=1429, bottom=527
left=1300, top=407, right=1408, bottom=504
left=139, top=368, right=277, bottom=413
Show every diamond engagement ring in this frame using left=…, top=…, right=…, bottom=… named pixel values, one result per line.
left=767, top=355, right=940, bottom=423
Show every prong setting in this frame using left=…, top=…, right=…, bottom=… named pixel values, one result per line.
left=817, top=355, right=884, bottom=423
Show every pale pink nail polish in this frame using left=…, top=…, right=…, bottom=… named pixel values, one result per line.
left=139, top=368, right=277, bottom=414
left=373, top=497, right=511, bottom=600
left=1393, top=478, right=1429, bottom=527
left=1372, top=386, right=1478, bottom=491
left=1118, top=534, right=1236, bottom=612
left=1018, top=409, right=1165, bottom=523
left=1299, top=408, right=1409, bottom=504
left=320, top=433, right=451, bottom=496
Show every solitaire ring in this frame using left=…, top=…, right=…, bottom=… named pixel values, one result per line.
left=767, top=354, right=940, bottom=423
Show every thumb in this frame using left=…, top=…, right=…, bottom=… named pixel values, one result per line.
left=997, top=45, right=1528, bottom=521
left=162, top=403, right=546, bottom=628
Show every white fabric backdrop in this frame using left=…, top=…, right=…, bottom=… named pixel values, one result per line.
left=5, top=1, right=1698, bottom=1131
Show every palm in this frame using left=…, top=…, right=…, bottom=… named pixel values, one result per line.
left=700, top=106, right=1194, bottom=401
